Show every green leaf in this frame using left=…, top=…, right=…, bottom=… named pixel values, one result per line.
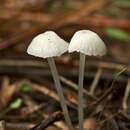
left=113, top=68, right=126, bottom=77
left=113, top=69, right=126, bottom=76
left=47, top=1, right=73, bottom=12
left=9, top=98, right=22, bottom=109
left=22, top=83, right=33, bottom=92
left=115, top=0, right=130, bottom=7
left=105, top=27, right=130, bottom=42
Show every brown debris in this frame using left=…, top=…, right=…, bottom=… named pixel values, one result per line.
left=83, top=118, right=96, bottom=130
left=0, top=0, right=105, bottom=50
left=0, top=76, right=16, bottom=107
left=30, top=111, right=64, bottom=130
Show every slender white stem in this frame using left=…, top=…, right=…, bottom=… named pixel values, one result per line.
left=47, top=57, right=74, bottom=130
left=78, top=53, right=86, bottom=130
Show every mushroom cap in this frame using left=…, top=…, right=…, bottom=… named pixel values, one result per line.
left=27, top=31, right=68, bottom=58
left=68, top=30, right=107, bottom=56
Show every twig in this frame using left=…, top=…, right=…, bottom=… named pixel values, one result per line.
left=85, top=68, right=127, bottom=116
left=21, top=102, right=49, bottom=116
left=122, top=78, right=130, bottom=111
left=118, top=110, right=130, bottom=121
left=89, top=68, right=102, bottom=95
left=0, top=66, right=128, bottom=84
left=6, top=122, right=34, bottom=130
left=99, top=111, right=119, bottom=126
left=0, top=57, right=130, bottom=71
left=32, top=83, right=77, bottom=110
left=0, top=120, right=6, bottom=130
left=85, top=84, right=114, bottom=116
left=96, top=68, right=126, bottom=104
left=0, top=59, right=47, bottom=68
left=87, top=60, right=130, bottom=71
left=0, top=59, right=128, bottom=85
left=60, top=76, right=96, bottom=100
left=29, top=111, right=64, bottom=130
left=100, top=110, right=119, bottom=130
left=0, top=58, right=129, bottom=72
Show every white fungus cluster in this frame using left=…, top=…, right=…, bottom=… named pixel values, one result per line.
left=27, top=30, right=107, bottom=130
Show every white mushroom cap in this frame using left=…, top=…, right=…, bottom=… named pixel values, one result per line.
left=68, top=30, right=107, bottom=56
left=27, top=31, right=68, bottom=58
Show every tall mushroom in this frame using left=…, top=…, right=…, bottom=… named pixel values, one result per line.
left=27, top=31, right=74, bottom=130
left=68, top=30, right=107, bottom=130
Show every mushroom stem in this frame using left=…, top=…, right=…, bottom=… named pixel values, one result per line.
left=78, top=53, right=86, bottom=130
left=47, top=57, right=74, bottom=130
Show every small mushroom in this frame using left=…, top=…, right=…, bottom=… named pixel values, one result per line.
left=27, top=31, right=74, bottom=130
left=68, top=30, right=107, bottom=130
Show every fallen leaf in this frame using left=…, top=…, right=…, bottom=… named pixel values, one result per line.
left=0, top=76, right=16, bottom=107
left=105, top=27, right=130, bottom=42
left=83, top=118, right=96, bottom=130
left=9, top=98, right=23, bottom=109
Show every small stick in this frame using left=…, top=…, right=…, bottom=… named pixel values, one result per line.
left=60, top=76, right=96, bottom=100
left=85, top=68, right=127, bottom=115
left=122, top=78, right=130, bottom=111
left=85, top=83, right=115, bottom=115
left=99, top=111, right=119, bottom=125
left=89, top=68, right=102, bottom=95
left=33, top=83, right=77, bottom=110
left=0, top=120, right=6, bottom=130
left=6, top=123, right=34, bottom=130
left=95, top=68, right=126, bottom=105
left=87, top=60, right=129, bottom=71
left=101, top=110, right=119, bottom=130
left=118, top=110, right=130, bottom=121
left=0, top=58, right=130, bottom=71
left=30, top=111, right=64, bottom=130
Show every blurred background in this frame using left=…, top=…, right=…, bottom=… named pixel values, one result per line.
left=0, top=0, right=130, bottom=130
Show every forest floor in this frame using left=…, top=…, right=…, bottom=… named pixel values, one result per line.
left=0, top=0, right=130, bottom=130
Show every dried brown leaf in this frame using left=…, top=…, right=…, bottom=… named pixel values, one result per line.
left=0, top=76, right=16, bottom=107
left=83, top=118, right=96, bottom=130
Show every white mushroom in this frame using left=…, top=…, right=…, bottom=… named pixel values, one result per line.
left=27, top=31, right=74, bottom=130
left=27, top=31, right=68, bottom=58
left=68, top=30, right=107, bottom=130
